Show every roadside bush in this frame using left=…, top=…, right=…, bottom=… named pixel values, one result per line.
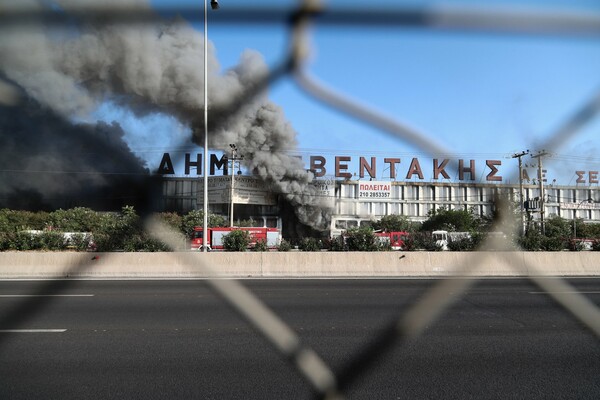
left=122, top=234, right=170, bottom=252
left=446, top=232, right=484, bottom=251
left=410, top=232, right=442, bottom=251
left=92, top=233, right=116, bottom=252
left=156, top=212, right=183, bottom=233
left=142, top=237, right=170, bottom=252
left=222, top=230, right=251, bottom=251
left=400, top=234, right=415, bottom=251
left=253, top=239, right=268, bottom=252
left=372, top=214, right=412, bottom=232
left=540, top=236, right=568, bottom=252
left=5, top=231, right=39, bottom=251
left=0, top=209, right=48, bottom=232
left=328, top=236, right=346, bottom=251
left=299, top=237, right=321, bottom=252
left=567, top=239, right=586, bottom=252
left=518, top=229, right=543, bottom=251
left=0, top=233, right=8, bottom=251
left=69, top=233, right=94, bottom=252
left=277, top=239, right=291, bottom=252
left=378, top=239, right=392, bottom=251
left=46, top=208, right=100, bottom=232
left=39, top=231, right=67, bottom=251
left=345, top=227, right=379, bottom=251
left=447, top=237, right=473, bottom=251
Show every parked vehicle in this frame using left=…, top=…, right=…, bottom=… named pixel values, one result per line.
left=432, top=230, right=471, bottom=251
left=191, top=227, right=281, bottom=251
left=570, top=238, right=595, bottom=251
left=23, top=230, right=96, bottom=251
left=374, top=231, right=410, bottom=250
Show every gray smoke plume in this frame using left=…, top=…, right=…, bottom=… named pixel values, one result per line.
left=0, top=0, right=331, bottom=229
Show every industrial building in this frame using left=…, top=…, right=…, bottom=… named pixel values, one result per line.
left=160, top=175, right=600, bottom=237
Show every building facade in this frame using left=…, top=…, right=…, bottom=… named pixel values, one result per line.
left=160, top=176, right=600, bottom=236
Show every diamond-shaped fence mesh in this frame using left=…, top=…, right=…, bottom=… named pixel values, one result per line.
left=0, top=2, right=599, bottom=399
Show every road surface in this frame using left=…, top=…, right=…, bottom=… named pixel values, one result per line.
left=1, top=278, right=599, bottom=399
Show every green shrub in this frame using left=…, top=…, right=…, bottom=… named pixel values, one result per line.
left=540, top=236, right=568, bottom=252
left=378, top=239, right=392, bottom=251
left=410, top=232, right=442, bottom=251
left=253, top=239, right=269, bottom=252
left=0, top=209, right=48, bottom=232
left=122, top=234, right=170, bottom=252
left=92, top=233, right=116, bottom=252
left=68, top=233, right=93, bottom=252
left=446, top=234, right=484, bottom=251
left=345, top=227, right=379, bottom=251
left=122, top=235, right=145, bottom=252
left=10, top=231, right=39, bottom=251
left=156, top=212, right=183, bottom=233
left=39, top=231, right=67, bottom=251
left=328, top=236, right=347, bottom=251
left=222, top=230, right=251, bottom=251
left=277, top=239, right=291, bottom=252
left=46, top=208, right=100, bottom=232
left=518, top=229, right=543, bottom=251
left=299, top=237, right=321, bottom=252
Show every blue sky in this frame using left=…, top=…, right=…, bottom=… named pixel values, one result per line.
left=115, top=0, right=600, bottom=184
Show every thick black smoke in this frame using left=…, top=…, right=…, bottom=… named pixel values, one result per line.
left=0, top=99, right=150, bottom=211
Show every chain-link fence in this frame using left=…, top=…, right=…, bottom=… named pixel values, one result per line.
left=1, top=2, right=599, bottom=399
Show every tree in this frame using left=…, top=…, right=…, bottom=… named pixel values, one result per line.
left=181, top=210, right=227, bottom=238
left=155, top=212, right=183, bottom=233
left=0, top=209, right=48, bottom=232
left=94, top=206, right=140, bottom=251
left=345, top=226, right=380, bottom=251
left=421, top=207, right=480, bottom=232
left=372, top=214, right=412, bottom=232
left=544, top=215, right=571, bottom=239
left=46, top=207, right=101, bottom=232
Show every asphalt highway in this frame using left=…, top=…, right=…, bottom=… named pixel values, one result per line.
left=0, top=278, right=599, bottom=399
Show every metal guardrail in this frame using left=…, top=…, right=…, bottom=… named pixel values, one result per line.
left=1, top=2, right=599, bottom=399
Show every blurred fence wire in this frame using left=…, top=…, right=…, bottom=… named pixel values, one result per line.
left=1, top=1, right=600, bottom=399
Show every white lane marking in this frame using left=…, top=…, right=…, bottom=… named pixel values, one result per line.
left=0, top=294, right=94, bottom=297
left=529, top=291, right=600, bottom=294
left=0, top=329, right=67, bottom=333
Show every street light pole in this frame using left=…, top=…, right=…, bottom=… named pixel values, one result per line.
left=531, top=151, right=548, bottom=235
left=202, top=0, right=219, bottom=252
left=512, top=150, right=529, bottom=235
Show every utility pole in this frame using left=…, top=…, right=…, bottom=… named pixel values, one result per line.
left=531, top=150, right=548, bottom=235
left=228, top=144, right=243, bottom=227
left=512, top=150, right=529, bottom=235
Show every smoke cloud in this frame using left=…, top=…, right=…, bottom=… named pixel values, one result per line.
left=0, top=0, right=330, bottom=229
left=0, top=99, right=150, bottom=210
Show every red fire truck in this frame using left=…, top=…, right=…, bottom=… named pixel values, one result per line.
left=373, top=231, right=409, bottom=250
left=191, top=227, right=281, bottom=251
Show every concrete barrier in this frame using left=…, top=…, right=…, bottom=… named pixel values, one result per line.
left=0, top=251, right=598, bottom=278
